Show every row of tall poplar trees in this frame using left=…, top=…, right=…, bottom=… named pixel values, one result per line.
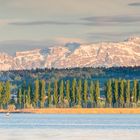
left=0, top=79, right=140, bottom=109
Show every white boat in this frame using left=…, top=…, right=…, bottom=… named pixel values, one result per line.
left=5, top=112, right=10, bottom=117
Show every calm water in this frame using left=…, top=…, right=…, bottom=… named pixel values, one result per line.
left=0, top=114, right=140, bottom=140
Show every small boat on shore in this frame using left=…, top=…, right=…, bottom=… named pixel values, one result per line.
left=5, top=112, right=10, bottom=117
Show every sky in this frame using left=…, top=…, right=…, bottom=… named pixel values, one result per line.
left=0, top=0, right=140, bottom=54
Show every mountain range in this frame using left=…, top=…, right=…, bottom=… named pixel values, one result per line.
left=0, top=37, right=140, bottom=71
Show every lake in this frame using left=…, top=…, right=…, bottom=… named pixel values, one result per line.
left=0, top=114, right=140, bottom=140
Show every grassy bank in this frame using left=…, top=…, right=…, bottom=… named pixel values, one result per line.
left=1, top=108, right=140, bottom=114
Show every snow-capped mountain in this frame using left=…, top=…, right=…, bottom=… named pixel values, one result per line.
left=0, top=37, right=140, bottom=71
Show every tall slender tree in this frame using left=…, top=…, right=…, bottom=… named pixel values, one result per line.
left=125, top=80, right=130, bottom=104
left=72, top=79, right=76, bottom=104
left=26, top=85, right=31, bottom=107
left=33, top=79, right=39, bottom=108
left=83, top=80, right=88, bottom=107
left=77, top=79, right=82, bottom=106
left=95, top=80, right=100, bottom=105
left=89, top=81, right=94, bottom=104
left=119, top=80, right=125, bottom=107
left=0, top=82, right=4, bottom=108
left=47, top=82, right=52, bottom=107
left=23, top=90, right=26, bottom=108
left=54, top=80, right=58, bottom=106
left=131, top=80, right=138, bottom=103
left=4, top=81, right=11, bottom=108
left=17, top=88, right=22, bottom=109
left=40, top=80, right=46, bottom=108
left=59, top=80, right=64, bottom=106
left=66, top=80, right=70, bottom=106
left=113, top=79, right=119, bottom=104
left=105, top=80, right=112, bottom=106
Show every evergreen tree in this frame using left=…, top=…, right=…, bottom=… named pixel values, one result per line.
left=72, top=79, right=76, bottom=104
left=17, top=88, right=22, bottom=109
left=40, top=80, right=46, bottom=108
left=66, top=80, right=70, bottom=106
left=54, top=80, right=58, bottom=106
left=59, top=80, right=64, bottom=105
left=47, top=82, right=52, bottom=107
left=33, top=79, right=39, bottom=108
left=77, top=79, right=82, bottom=106
left=83, top=80, right=88, bottom=107
left=95, top=80, right=100, bottom=105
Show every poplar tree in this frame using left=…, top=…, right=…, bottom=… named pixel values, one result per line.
left=40, top=80, right=46, bottom=108
left=105, top=80, right=112, bottom=106
left=125, top=80, right=130, bottom=104
left=26, top=85, right=31, bottom=107
left=114, top=79, right=118, bottom=104
left=33, top=79, right=39, bottom=108
left=90, top=80, right=94, bottom=103
left=131, top=80, right=138, bottom=103
left=23, top=90, right=26, bottom=108
left=66, top=80, right=70, bottom=106
left=83, top=80, right=88, bottom=107
left=5, top=81, right=11, bottom=108
left=0, top=82, right=4, bottom=108
left=77, top=79, right=82, bottom=106
left=137, top=82, right=140, bottom=102
left=17, top=88, right=22, bottom=109
left=95, top=80, right=100, bottom=105
left=47, top=82, right=52, bottom=107
left=72, top=79, right=76, bottom=104
left=119, top=80, right=124, bottom=107
left=59, top=80, right=64, bottom=105
left=54, top=80, right=58, bottom=106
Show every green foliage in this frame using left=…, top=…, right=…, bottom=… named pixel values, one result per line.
left=40, top=80, right=46, bottom=108
left=83, top=80, right=88, bottom=106
left=125, top=80, right=130, bottom=104
left=0, top=77, right=140, bottom=109
left=72, top=79, right=76, bottom=104
left=17, top=88, right=22, bottom=108
left=47, top=82, right=52, bottom=106
left=33, top=79, right=39, bottom=108
left=105, top=80, right=112, bottom=105
left=4, top=81, right=11, bottom=107
left=89, top=81, right=94, bottom=103
left=77, top=79, right=82, bottom=106
left=119, top=80, right=125, bottom=106
left=113, top=79, right=118, bottom=103
left=66, top=80, right=70, bottom=104
left=95, top=80, right=100, bottom=104
left=54, top=80, right=58, bottom=106
left=59, top=80, right=64, bottom=105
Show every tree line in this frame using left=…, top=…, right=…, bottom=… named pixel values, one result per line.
left=0, top=79, right=140, bottom=109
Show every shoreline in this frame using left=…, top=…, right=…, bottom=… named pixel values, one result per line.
left=1, top=108, right=140, bottom=114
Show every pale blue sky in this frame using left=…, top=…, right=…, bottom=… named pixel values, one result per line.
left=0, top=0, right=140, bottom=54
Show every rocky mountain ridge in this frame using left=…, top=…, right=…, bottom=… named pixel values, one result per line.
left=0, top=37, right=140, bottom=71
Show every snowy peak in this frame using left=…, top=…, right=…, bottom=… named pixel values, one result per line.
left=0, top=37, right=140, bottom=71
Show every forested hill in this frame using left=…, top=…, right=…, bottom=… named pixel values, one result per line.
left=0, top=67, right=140, bottom=109
left=0, top=67, right=140, bottom=84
